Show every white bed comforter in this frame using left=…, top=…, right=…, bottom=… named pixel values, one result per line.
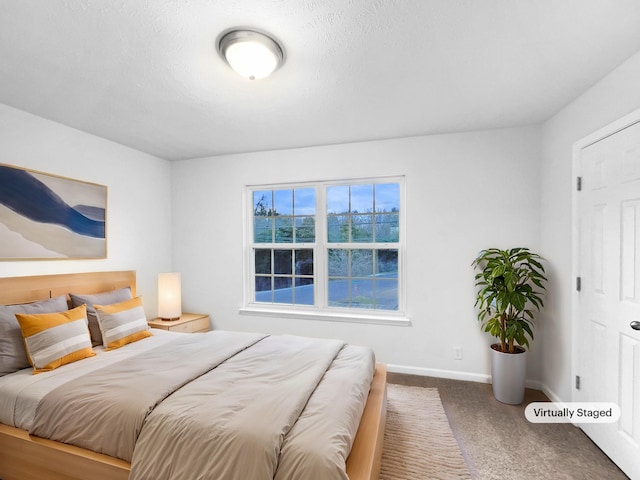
left=0, top=330, right=375, bottom=480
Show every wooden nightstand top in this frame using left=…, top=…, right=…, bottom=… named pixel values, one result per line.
left=148, top=313, right=210, bottom=333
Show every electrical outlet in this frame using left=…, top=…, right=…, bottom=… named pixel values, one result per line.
left=453, top=346, right=463, bottom=360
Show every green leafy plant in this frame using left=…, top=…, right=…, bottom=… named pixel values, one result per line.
left=472, top=248, right=547, bottom=353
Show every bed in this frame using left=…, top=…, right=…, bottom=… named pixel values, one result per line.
left=0, top=271, right=387, bottom=480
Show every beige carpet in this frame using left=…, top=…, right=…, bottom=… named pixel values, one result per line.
left=386, top=374, right=629, bottom=480
left=380, top=385, right=471, bottom=480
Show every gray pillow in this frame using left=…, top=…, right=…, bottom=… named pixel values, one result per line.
left=69, top=287, right=132, bottom=346
left=0, top=294, right=69, bottom=376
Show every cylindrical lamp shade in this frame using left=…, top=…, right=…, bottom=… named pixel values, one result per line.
left=158, top=272, right=182, bottom=320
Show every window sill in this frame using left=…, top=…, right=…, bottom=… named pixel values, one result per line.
left=238, top=305, right=411, bottom=326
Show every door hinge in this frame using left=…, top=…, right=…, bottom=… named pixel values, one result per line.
left=577, top=176, right=582, bottom=191
left=576, top=277, right=581, bottom=292
left=575, top=375, right=581, bottom=390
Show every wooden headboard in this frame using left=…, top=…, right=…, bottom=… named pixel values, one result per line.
left=0, top=271, right=136, bottom=305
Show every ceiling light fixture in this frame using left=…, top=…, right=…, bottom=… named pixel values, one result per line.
left=218, top=29, right=285, bottom=80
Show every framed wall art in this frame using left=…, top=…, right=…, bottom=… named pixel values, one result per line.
left=0, top=163, right=107, bottom=260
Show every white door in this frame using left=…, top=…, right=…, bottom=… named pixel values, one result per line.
left=576, top=116, right=640, bottom=480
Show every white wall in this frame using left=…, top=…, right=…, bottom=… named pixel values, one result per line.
left=172, top=126, right=542, bottom=382
left=539, top=51, right=640, bottom=401
left=0, top=104, right=173, bottom=316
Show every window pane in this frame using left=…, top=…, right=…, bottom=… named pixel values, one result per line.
left=295, top=249, right=314, bottom=275
left=351, top=214, right=373, bottom=242
left=351, top=279, right=374, bottom=309
left=274, top=249, right=292, bottom=274
left=274, top=217, right=293, bottom=243
left=328, top=249, right=348, bottom=276
left=376, top=249, right=398, bottom=274
left=351, top=184, right=373, bottom=213
left=327, top=183, right=399, bottom=245
left=327, top=185, right=349, bottom=214
left=375, top=183, right=400, bottom=212
left=255, top=249, right=271, bottom=274
left=274, top=189, right=293, bottom=215
left=375, top=279, right=398, bottom=310
left=254, top=217, right=272, bottom=243
left=294, top=277, right=314, bottom=305
left=327, top=248, right=398, bottom=311
left=327, top=215, right=349, bottom=242
left=328, top=278, right=350, bottom=307
left=294, top=188, right=315, bottom=215
left=255, top=248, right=314, bottom=306
left=273, top=277, right=292, bottom=304
left=375, top=213, right=399, bottom=242
left=255, top=277, right=272, bottom=304
left=254, top=191, right=272, bottom=216
left=351, top=249, right=373, bottom=276
left=295, top=216, right=315, bottom=242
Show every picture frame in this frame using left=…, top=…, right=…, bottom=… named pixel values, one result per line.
left=0, top=163, right=107, bottom=260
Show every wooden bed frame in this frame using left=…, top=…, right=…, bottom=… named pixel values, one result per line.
left=0, top=271, right=387, bottom=480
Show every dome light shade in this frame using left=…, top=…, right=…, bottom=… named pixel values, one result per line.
left=218, top=29, right=284, bottom=80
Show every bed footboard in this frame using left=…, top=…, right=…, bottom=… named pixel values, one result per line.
left=0, top=423, right=129, bottom=480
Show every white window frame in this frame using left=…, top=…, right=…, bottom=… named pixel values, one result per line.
left=239, top=176, right=409, bottom=326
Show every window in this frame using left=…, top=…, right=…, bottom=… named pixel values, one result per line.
left=244, top=177, right=405, bottom=323
left=326, top=182, right=400, bottom=310
left=252, top=188, right=316, bottom=306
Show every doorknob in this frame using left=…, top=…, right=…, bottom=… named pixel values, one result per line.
left=632, top=321, right=640, bottom=331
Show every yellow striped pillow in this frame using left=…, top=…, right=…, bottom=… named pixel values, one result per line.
left=15, top=305, right=95, bottom=374
left=94, top=297, right=152, bottom=351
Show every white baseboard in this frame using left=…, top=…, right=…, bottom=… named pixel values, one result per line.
left=386, top=364, right=491, bottom=384
left=525, top=379, right=543, bottom=390
left=538, top=383, right=563, bottom=402
left=387, top=364, right=562, bottom=400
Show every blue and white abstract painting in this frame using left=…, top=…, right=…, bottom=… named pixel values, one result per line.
left=0, top=164, right=107, bottom=259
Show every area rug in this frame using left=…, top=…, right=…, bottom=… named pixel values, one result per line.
left=380, top=385, right=471, bottom=480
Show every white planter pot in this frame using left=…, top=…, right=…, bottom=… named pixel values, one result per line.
left=490, top=344, right=527, bottom=405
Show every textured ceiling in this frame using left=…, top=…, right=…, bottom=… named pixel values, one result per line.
left=1, top=0, right=639, bottom=160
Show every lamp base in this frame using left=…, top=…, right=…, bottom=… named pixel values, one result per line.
left=160, top=317, right=180, bottom=322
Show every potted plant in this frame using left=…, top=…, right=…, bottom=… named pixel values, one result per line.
left=472, top=247, right=547, bottom=404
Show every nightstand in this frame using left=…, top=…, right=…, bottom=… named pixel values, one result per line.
left=147, top=313, right=210, bottom=333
